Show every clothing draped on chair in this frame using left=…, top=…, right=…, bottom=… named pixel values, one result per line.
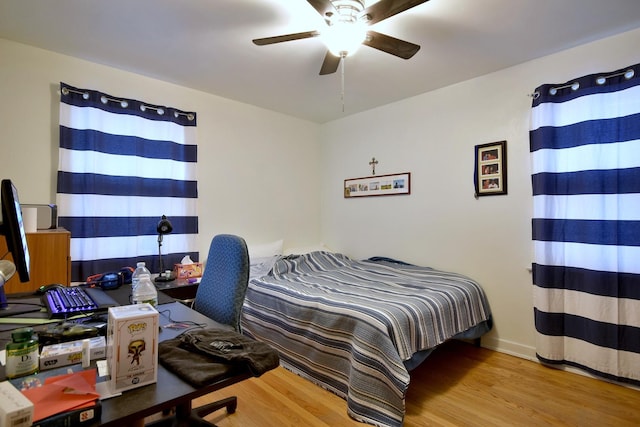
left=530, top=63, right=640, bottom=385
left=57, top=82, right=199, bottom=281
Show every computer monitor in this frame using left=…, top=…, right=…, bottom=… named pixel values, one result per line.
left=0, top=179, right=40, bottom=316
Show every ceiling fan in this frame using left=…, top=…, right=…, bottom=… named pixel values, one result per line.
left=253, top=0, right=429, bottom=75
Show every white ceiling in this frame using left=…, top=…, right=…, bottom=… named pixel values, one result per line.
left=2, top=0, right=640, bottom=123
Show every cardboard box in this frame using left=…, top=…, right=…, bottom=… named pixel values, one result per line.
left=174, top=262, right=203, bottom=279
left=0, top=380, right=34, bottom=427
left=39, top=336, right=106, bottom=371
left=106, top=304, right=159, bottom=393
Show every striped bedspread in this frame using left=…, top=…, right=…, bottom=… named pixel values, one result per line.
left=241, top=252, right=492, bottom=427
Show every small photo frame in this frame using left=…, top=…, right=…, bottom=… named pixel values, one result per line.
left=344, top=172, right=411, bottom=198
left=475, top=141, right=507, bottom=197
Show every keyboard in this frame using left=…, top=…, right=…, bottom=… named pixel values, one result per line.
left=42, top=286, right=118, bottom=319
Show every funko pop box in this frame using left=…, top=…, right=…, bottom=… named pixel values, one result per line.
left=106, top=303, right=159, bottom=393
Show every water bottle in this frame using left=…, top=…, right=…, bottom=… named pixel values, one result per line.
left=132, top=273, right=158, bottom=307
left=131, top=261, right=151, bottom=292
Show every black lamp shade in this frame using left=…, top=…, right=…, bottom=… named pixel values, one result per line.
left=157, top=215, right=173, bottom=235
left=155, top=215, right=175, bottom=282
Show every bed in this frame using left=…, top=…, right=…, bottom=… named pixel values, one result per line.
left=241, top=251, right=492, bottom=427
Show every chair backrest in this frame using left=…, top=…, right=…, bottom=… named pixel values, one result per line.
left=193, top=234, right=250, bottom=332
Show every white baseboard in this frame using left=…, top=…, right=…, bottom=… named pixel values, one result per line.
left=480, top=336, right=537, bottom=362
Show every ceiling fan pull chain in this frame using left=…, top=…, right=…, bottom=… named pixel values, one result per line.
left=341, top=52, right=346, bottom=113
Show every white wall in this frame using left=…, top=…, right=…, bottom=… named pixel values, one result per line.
left=2, top=27, right=640, bottom=360
left=320, top=27, right=640, bottom=358
left=0, top=38, right=322, bottom=259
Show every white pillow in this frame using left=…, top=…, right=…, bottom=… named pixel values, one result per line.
left=283, top=243, right=330, bottom=255
left=248, top=239, right=283, bottom=264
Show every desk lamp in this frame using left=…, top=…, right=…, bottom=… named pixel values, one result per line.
left=154, top=215, right=176, bottom=283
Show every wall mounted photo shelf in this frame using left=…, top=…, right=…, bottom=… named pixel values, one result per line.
left=474, top=141, right=507, bottom=197
left=344, top=172, right=411, bottom=198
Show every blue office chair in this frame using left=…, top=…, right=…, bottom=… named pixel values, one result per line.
left=193, top=233, right=250, bottom=332
left=144, top=234, right=252, bottom=427
left=189, top=234, right=250, bottom=424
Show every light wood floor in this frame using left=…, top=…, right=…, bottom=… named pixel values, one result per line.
left=151, top=341, right=640, bottom=426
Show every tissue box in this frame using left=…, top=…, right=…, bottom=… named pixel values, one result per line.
left=174, top=262, right=203, bottom=279
left=106, top=304, right=158, bottom=393
left=0, top=381, right=33, bottom=427
left=39, top=336, right=106, bottom=371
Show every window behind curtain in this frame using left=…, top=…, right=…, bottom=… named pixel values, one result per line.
left=57, top=82, right=198, bottom=281
left=530, top=64, right=640, bottom=385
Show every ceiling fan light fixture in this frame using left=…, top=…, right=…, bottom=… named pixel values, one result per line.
left=322, top=20, right=367, bottom=57
left=252, top=0, right=426, bottom=75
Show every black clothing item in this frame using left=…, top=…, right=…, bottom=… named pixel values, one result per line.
left=158, top=328, right=279, bottom=387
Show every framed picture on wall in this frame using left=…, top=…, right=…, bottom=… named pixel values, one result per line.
left=344, top=172, right=411, bottom=198
left=475, top=141, right=507, bottom=197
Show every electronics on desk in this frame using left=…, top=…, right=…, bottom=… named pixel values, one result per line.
left=0, top=179, right=38, bottom=317
left=20, top=203, right=57, bottom=230
left=41, top=285, right=118, bottom=319
left=38, top=322, right=102, bottom=346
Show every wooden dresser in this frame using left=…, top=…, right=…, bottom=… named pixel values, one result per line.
left=1, top=228, right=71, bottom=293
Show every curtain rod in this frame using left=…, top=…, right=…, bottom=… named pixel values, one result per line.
left=528, top=67, right=635, bottom=99
left=61, top=86, right=195, bottom=121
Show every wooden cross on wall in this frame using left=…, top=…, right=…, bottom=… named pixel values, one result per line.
left=369, top=157, right=378, bottom=175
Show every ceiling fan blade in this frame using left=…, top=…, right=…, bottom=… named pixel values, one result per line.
left=363, top=31, right=420, bottom=59
left=306, top=0, right=337, bottom=20
left=319, top=51, right=341, bottom=75
left=362, top=0, right=429, bottom=26
left=253, top=30, right=320, bottom=46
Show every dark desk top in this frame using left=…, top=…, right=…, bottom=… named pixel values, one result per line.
left=0, top=285, right=173, bottom=342
left=1, top=288, right=252, bottom=426
left=100, top=301, right=248, bottom=426
left=156, top=277, right=200, bottom=303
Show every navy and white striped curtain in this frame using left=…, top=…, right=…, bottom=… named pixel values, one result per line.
left=530, top=63, right=640, bottom=385
left=57, top=83, right=198, bottom=282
